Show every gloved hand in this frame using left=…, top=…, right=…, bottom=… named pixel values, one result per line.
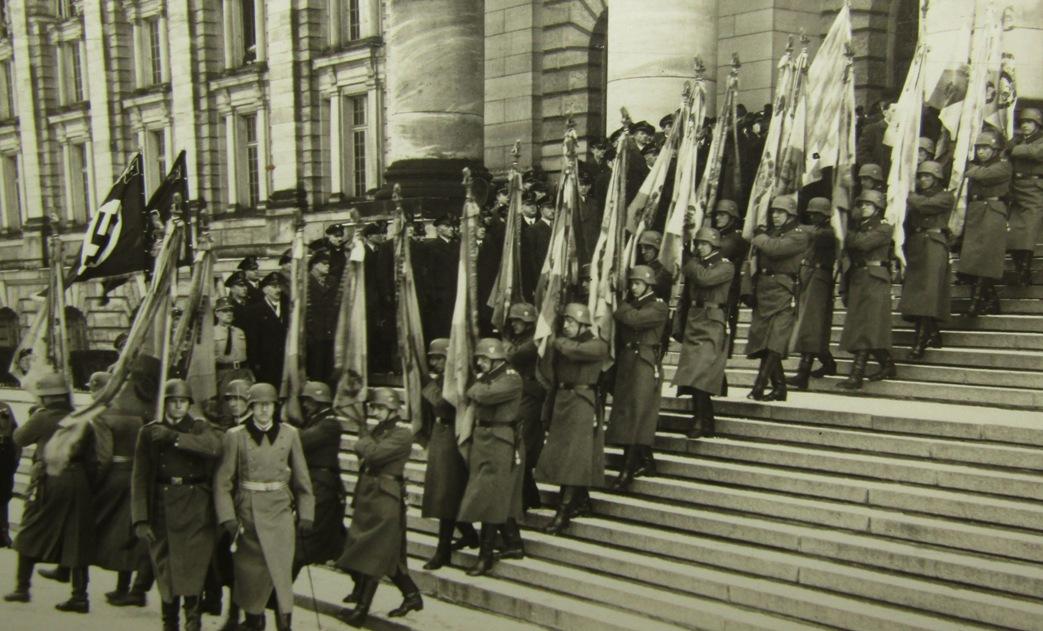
left=754, top=225, right=769, bottom=236
left=150, top=425, right=177, bottom=445
left=134, top=522, right=156, bottom=543
left=0, top=528, right=11, bottom=548
left=221, top=520, right=239, bottom=537
left=297, top=519, right=314, bottom=535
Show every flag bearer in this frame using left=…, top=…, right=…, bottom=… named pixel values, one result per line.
left=786, top=197, right=838, bottom=388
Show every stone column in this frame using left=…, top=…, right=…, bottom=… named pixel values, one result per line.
left=82, top=0, right=114, bottom=191
left=266, top=1, right=300, bottom=207
left=383, top=0, right=485, bottom=208
left=607, top=0, right=718, bottom=127
left=168, top=0, right=200, bottom=199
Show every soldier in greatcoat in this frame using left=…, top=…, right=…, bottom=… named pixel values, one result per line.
left=4, top=373, right=95, bottom=613
left=244, top=272, right=289, bottom=386
left=416, top=214, right=460, bottom=341
left=132, top=378, right=222, bottom=631
left=1008, top=107, right=1043, bottom=285
left=536, top=304, right=609, bottom=535
left=836, top=191, right=896, bottom=390
left=213, top=297, right=252, bottom=393
left=745, top=196, right=811, bottom=401
left=672, top=228, right=734, bottom=438
left=293, top=381, right=346, bottom=575
left=607, top=266, right=669, bottom=491
left=456, top=339, right=525, bottom=576
left=857, top=163, right=885, bottom=195
left=335, top=388, right=423, bottom=627
left=711, top=200, right=750, bottom=358
left=214, top=383, right=314, bottom=631
left=503, top=303, right=547, bottom=512
left=960, top=129, right=1013, bottom=316
left=0, top=401, right=18, bottom=550
left=419, top=338, right=478, bottom=571
left=305, top=251, right=339, bottom=384
left=899, top=161, right=955, bottom=360
left=635, top=230, right=674, bottom=301
left=786, top=197, right=838, bottom=389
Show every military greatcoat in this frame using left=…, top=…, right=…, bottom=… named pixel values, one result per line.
left=745, top=221, right=810, bottom=358
left=959, top=155, right=1013, bottom=279
left=1008, top=131, right=1043, bottom=251
left=0, top=403, right=18, bottom=540
left=92, top=409, right=147, bottom=572
left=457, top=363, right=525, bottom=524
left=420, top=374, right=469, bottom=520
left=840, top=217, right=894, bottom=351
left=504, top=333, right=547, bottom=471
left=719, top=227, right=750, bottom=337
left=899, top=187, right=955, bottom=320
left=672, top=251, right=734, bottom=396
left=792, top=224, right=837, bottom=354
left=295, top=407, right=345, bottom=569
left=214, top=420, right=314, bottom=614
left=535, top=332, right=609, bottom=487
left=131, top=415, right=221, bottom=600
left=336, top=417, right=413, bottom=578
left=607, top=292, right=669, bottom=446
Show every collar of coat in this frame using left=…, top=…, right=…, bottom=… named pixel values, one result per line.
left=373, top=416, right=402, bottom=438
left=247, top=417, right=281, bottom=445
left=164, top=415, right=195, bottom=432
left=479, top=361, right=509, bottom=383
left=305, top=406, right=335, bottom=427
left=632, top=290, right=656, bottom=306
left=700, top=250, right=723, bottom=266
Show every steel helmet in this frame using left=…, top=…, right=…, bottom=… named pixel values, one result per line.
left=806, top=197, right=832, bottom=216
left=769, top=195, right=798, bottom=214
left=247, top=383, right=279, bottom=405
left=857, top=189, right=886, bottom=209
left=974, top=129, right=1001, bottom=148
left=693, top=227, right=721, bottom=248
left=427, top=338, right=450, bottom=357
left=223, top=379, right=252, bottom=400
left=858, top=164, right=884, bottom=181
left=33, top=373, right=69, bottom=397
left=562, top=303, right=592, bottom=325
left=88, top=371, right=112, bottom=393
left=301, top=381, right=333, bottom=404
left=917, top=160, right=945, bottom=180
left=474, top=338, right=507, bottom=360
left=579, top=263, right=591, bottom=280
left=1017, top=107, right=1042, bottom=126
left=164, top=379, right=193, bottom=403
left=713, top=199, right=739, bottom=217
left=368, top=387, right=401, bottom=410
left=637, top=230, right=662, bottom=249
left=507, top=303, right=537, bottom=324
left=917, top=137, right=936, bottom=155
left=214, top=297, right=235, bottom=312
left=628, top=265, right=657, bottom=285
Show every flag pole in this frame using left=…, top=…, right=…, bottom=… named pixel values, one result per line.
left=154, top=219, right=178, bottom=422
left=48, top=218, right=74, bottom=388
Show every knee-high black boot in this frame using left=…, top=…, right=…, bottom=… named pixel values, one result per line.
left=105, top=571, right=132, bottom=602
left=522, top=466, right=542, bottom=511
left=981, top=280, right=1001, bottom=315
left=424, top=518, right=455, bottom=570
left=162, top=597, right=181, bottom=631
left=467, top=523, right=498, bottom=576
left=763, top=352, right=787, bottom=401
left=4, top=553, right=34, bottom=602
left=609, top=446, right=638, bottom=490
left=746, top=355, right=772, bottom=400
left=689, top=392, right=710, bottom=438
left=967, top=278, right=984, bottom=316
left=337, top=575, right=378, bottom=628
left=633, top=444, right=656, bottom=478
left=55, top=567, right=89, bottom=613
left=924, top=318, right=943, bottom=349
left=810, top=350, right=837, bottom=377
left=544, top=487, right=575, bottom=535
left=836, top=351, right=868, bottom=390
left=866, top=349, right=897, bottom=382
left=786, top=353, right=814, bottom=390
left=451, top=521, right=479, bottom=551
left=341, top=571, right=366, bottom=604
left=388, top=569, right=424, bottom=617
left=498, top=518, right=525, bottom=560
left=909, top=318, right=928, bottom=360
left=183, top=595, right=203, bottom=631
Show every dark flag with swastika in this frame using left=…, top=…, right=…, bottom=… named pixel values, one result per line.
left=69, top=153, right=147, bottom=284
left=145, top=150, right=191, bottom=265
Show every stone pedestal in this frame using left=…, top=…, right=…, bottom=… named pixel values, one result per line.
left=382, top=0, right=486, bottom=214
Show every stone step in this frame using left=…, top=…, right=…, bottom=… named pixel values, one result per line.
left=666, top=346, right=1043, bottom=372
left=733, top=310, right=1043, bottom=334
left=705, top=325, right=1043, bottom=351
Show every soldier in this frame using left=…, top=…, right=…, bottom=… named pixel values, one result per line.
left=745, top=196, right=811, bottom=401
left=457, top=339, right=525, bottom=575
left=787, top=197, right=838, bottom=389
left=362, top=221, right=398, bottom=375
left=536, top=304, right=609, bottom=535
left=4, top=373, right=94, bottom=613
left=132, top=378, right=222, bottom=631
left=305, top=250, right=339, bottom=384
left=960, top=129, right=1013, bottom=316
left=635, top=230, right=674, bottom=301
left=419, top=338, right=478, bottom=571
left=244, top=272, right=289, bottom=386
left=503, top=303, right=547, bottom=511
left=711, top=199, right=750, bottom=357
left=214, top=383, right=314, bottom=631
left=309, top=223, right=349, bottom=282
left=214, top=297, right=251, bottom=392
left=900, top=161, right=955, bottom=359
left=857, top=164, right=885, bottom=194
left=836, top=191, right=896, bottom=389
left=607, top=266, right=669, bottom=490
left=0, top=401, right=16, bottom=549
left=575, top=170, right=602, bottom=265
left=520, top=192, right=552, bottom=302
left=417, top=214, right=460, bottom=341
left=917, top=137, right=936, bottom=166
left=237, top=256, right=264, bottom=305
left=1008, top=107, right=1043, bottom=286
left=335, top=388, right=422, bottom=627
left=294, top=382, right=346, bottom=576
left=672, top=228, right=734, bottom=437
left=223, top=271, right=252, bottom=330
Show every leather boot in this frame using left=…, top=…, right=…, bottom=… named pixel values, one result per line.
left=55, top=567, right=89, bottom=613
left=450, top=522, right=479, bottom=551
left=423, top=519, right=454, bottom=570
left=543, top=487, right=574, bottom=535
left=337, top=576, right=377, bottom=628
left=866, top=349, right=897, bottom=382
left=967, top=279, right=983, bottom=317
left=809, top=351, right=837, bottom=378
left=275, top=612, right=292, bottom=631
left=1021, top=251, right=1034, bottom=286
left=981, top=282, right=1001, bottom=315
left=218, top=603, right=241, bottom=631
left=633, top=445, right=656, bottom=478
left=38, top=566, right=70, bottom=583
left=570, top=487, right=592, bottom=517
left=497, top=518, right=525, bottom=560
left=1010, top=251, right=1026, bottom=287
left=609, top=446, right=638, bottom=491
left=4, top=553, right=34, bottom=602
left=688, top=392, right=710, bottom=438
left=388, top=570, right=424, bottom=617
left=183, top=595, right=203, bottom=631
left=786, top=354, right=814, bottom=390
left=342, top=573, right=365, bottom=603
left=161, top=598, right=181, bottom=631
left=466, top=524, right=497, bottom=576
left=105, top=571, right=131, bottom=602
left=909, top=319, right=928, bottom=360
left=703, top=397, right=716, bottom=437
left=522, top=468, right=542, bottom=511
left=924, top=318, right=943, bottom=349
left=746, top=356, right=772, bottom=400
left=763, top=353, right=788, bottom=401
left=242, top=611, right=268, bottom=630
left=836, top=351, right=868, bottom=390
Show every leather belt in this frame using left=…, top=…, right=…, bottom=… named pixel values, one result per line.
left=853, top=261, right=887, bottom=268
left=157, top=475, right=208, bottom=486
left=691, top=300, right=724, bottom=309
left=308, top=466, right=340, bottom=474
left=558, top=382, right=595, bottom=390
left=217, top=361, right=243, bottom=369
left=1014, top=173, right=1042, bottom=179
left=913, top=227, right=946, bottom=235
left=241, top=480, right=287, bottom=492
left=476, top=420, right=518, bottom=428
left=970, top=195, right=1002, bottom=201
left=360, top=468, right=403, bottom=483
left=112, top=455, right=132, bottom=464
left=757, top=270, right=797, bottom=279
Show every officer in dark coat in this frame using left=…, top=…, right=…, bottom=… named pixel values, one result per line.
left=223, top=271, right=252, bottom=330
left=477, top=211, right=505, bottom=335
left=519, top=194, right=552, bottom=302
left=335, top=388, right=422, bottom=627
left=745, top=196, right=810, bottom=401
left=237, top=256, right=264, bottom=306
left=0, top=401, right=18, bottom=550
left=309, top=223, right=349, bottom=283
left=787, top=197, right=838, bottom=389
left=960, top=129, right=1012, bottom=316
left=635, top=230, right=674, bottom=301
left=536, top=304, right=609, bottom=535
left=132, top=378, right=222, bottom=631
left=836, top=191, right=896, bottom=390
left=899, top=161, right=954, bottom=360
left=419, top=338, right=478, bottom=571
left=673, top=227, right=734, bottom=439
left=1008, top=107, right=1043, bottom=285
left=361, top=226, right=398, bottom=375
left=5, top=373, right=94, bottom=613
left=416, top=214, right=460, bottom=341
left=712, top=199, right=750, bottom=358
left=575, top=170, right=603, bottom=264
left=244, top=272, right=289, bottom=386
left=607, top=266, right=669, bottom=491
left=294, top=382, right=346, bottom=574
left=457, top=339, right=525, bottom=576
left=503, top=303, right=546, bottom=512
left=305, top=250, right=339, bottom=384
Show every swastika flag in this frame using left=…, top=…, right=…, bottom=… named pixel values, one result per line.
left=70, top=154, right=147, bottom=283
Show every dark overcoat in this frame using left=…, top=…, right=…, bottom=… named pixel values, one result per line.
left=416, top=237, right=460, bottom=341
left=92, top=409, right=147, bottom=572
left=900, top=188, right=954, bottom=320
left=504, top=334, right=546, bottom=468
left=840, top=217, right=894, bottom=351
left=792, top=224, right=837, bottom=354
left=244, top=298, right=288, bottom=386
left=959, top=156, right=1012, bottom=279
left=672, top=251, right=734, bottom=395
left=719, top=228, right=749, bottom=320
left=745, top=221, right=810, bottom=358
left=420, top=376, right=469, bottom=520
left=1008, top=131, right=1043, bottom=251
left=295, top=408, right=345, bottom=568
left=0, top=403, right=18, bottom=535
left=607, top=292, right=668, bottom=446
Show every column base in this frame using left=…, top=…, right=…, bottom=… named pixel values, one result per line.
left=378, top=158, right=491, bottom=219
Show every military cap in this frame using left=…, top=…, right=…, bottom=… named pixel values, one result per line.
left=563, top=303, right=592, bottom=325
left=507, top=302, right=538, bottom=324
left=974, top=129, right=1001, bottom=148
left=770, top=195, right=798, bottom=214
left=659, top=113, right=675, bottom=129
left=694, top=226, right=721, bottom=248
left=224, top=271, right=248, bottom=289
left=858, top=164, right=884, bottom=182
left=917, top=160, right=945, bottom=180
left=301, top=381, right=333, bottom=404
left=223, top=379, right=253, bottom=400
left=88, top=371, right=112, bottom=393
left=259, top=272, right=283, bottom=288
left=325, top=223, right=345, bottom=236
left=713, top=199, right=740, bottom=217
left=428, top=338, right=450, bottom=357
left=474, top=338, right=507, bottom=361
left=129, top=354, right=162, bottom=403
left=1018, top=107, right=1042, bottom=126
left=237, top=256, right=259, bottom=271
left=628, top=265, right=657, bottom=285
left=309, top=250, right=330, bottom=267
left=278, top=249, right=293, bottom=265
left=362, top=222, right=385, bottom=237
left=32, top=372, right=69, bottom=397
left=368, top=387, right=401, bottom=410
left=857, top=189, right=886, bottom=209
left=432, top=213, right=456, bottom=227
left=806, top=197, right=832, bottom=215
left=248, top=383, right=279, bottom=404
left=577, top=169, right=594, bottom=185
left=918, top=137, right=936, bottom=155
left=631, top=121, right=656, bottom=136
left=638, top=230, right=662, bottom=250
left=214, top=297, right=235, bottom=312
left=164, top=378, right=193, bottom=402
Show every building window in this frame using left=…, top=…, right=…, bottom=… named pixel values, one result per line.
left=224, top=0, right=264, bottom=68
left=329, top=0, right=361, bottom=46
left=319, top=98, right=331, bottom=202
left=145, top=128, right=167, bottom=191
left=1, top=153, right=20, bottom=231
left=242, top=113, right=260, bottom=208
left=349, top=95, right=367, bottom=197
left=0, top=60, right=14, bottom=119
left=54, top=0, right=75, bottom=19
left=147, top=18, right=164, bottom=85
left=65, top=142, right=91, bottom=224
left=60, top=41, right=85, bottom=104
